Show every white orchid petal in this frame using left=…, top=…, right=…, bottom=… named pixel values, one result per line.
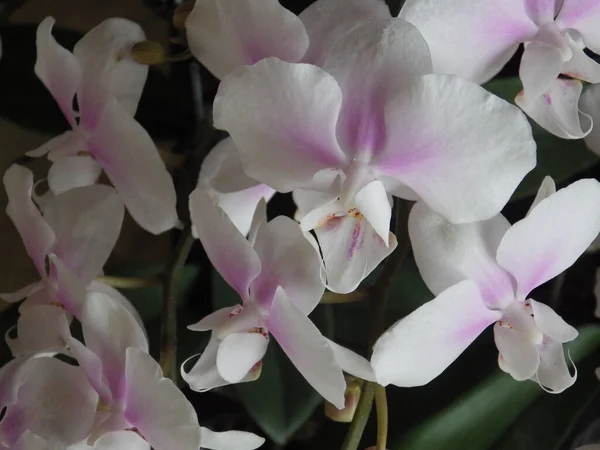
left=316, top=215, right=397, bottom=294
left=124, top=348, right=202, bottom=450
left=216, top=332, right=269, bottom=384
left=372, top=280, right=500, bottom=387
left=186, top=0, right=308, bottom=79
left=400, top=0, right=536, bottom=83
left=497, top=179, right=600, bottom=299
left=34, top=17, right=81, bottom=127
left=200, top=427, right=265, bottom=450
left=214, top=58, right=348, bottom=192
left=268, top=287, right=345, bottom=409
left=527, top=176, right=556, bottom=215
left=520, top=41, right=563, bottom=101
left=516, top=78, right=591, bottom=139
left=327, top=339, right=375, bottom=382
left=251, top=216, right=325, bottom=315
left=189, top=188, right=261, bottom=300
left=47, top=156, right=102, bottom=195
left=530, top=299, right=578, bottom=342
left=377, top=74, right=536, bottom=223
left=409, top=201, right=515, bottom=309
left=3, top=165, right=55, bottom=276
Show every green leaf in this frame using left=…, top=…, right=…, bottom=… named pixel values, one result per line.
left=394, top=325, right=600, bottom=450
left=212, top=271, right=334, bottom=445
left=484, top=77, right=599, bottom=200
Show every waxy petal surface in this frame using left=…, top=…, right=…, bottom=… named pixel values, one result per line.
left=268, top=288, right=345, bottom=408
left=189, top=189, right=260, bottom=301
left=400, top=0, right=537, bottom=83
left=372, top=281, right=501, bottom=387
left=409, top=201, right=515, bottom=309
left=497, top=179, right=600, bottom=300
left=186, top=0, right=308, bottom=79
left=214, top=58, right=347, bottom=192
left=376, top=74, right=536, bottom=223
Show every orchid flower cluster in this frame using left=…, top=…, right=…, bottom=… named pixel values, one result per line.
left=2, top=0, right=600, bottom=448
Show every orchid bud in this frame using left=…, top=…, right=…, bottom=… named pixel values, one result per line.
left=324, top=376, right=362, bottom=423
left=131, top=41, right=167, bottom=65
left=173, top=0, right=195, bottom=30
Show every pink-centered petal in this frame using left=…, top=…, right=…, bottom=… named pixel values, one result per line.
left=34, top=17, right=81, bottom=127
left=316, top=214, right=397, bottom=294
left=372, top=280, right=501, bottom=387
left=87, top=100, right=178, bottom=234
left=400, top=0, right=537, bottom=83
left=376, top=74, right=536, bottom=223
left=214, top=58, right=348, bottom=192
left=251, top=216, right=325, bottom=315
left=409, top=201, right=516, bottom=310
left=497, top=179, right=600, bottom=299
left=189, top=188, right=260, bottom=301
left=268, top=287, right=345, bottom=409
left=185, top=0, right=308, bottom=79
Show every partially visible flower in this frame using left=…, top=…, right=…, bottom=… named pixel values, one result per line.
left=64, top=293, right=202, bottom=450
left=185, top=0, right=390, bottom=79
left=372, top=178, right=600, bottom=393
left=1, top=165, right=125, bottom=356
left=401, top=0, right=600, bottom=138
left=183, top=190, right=374, bottom=408
left=30, top=17, right=177, bottom=234
left=196, top=138, right=275, bottom=236
left=214, top=19, right=535, bottom=292
left=0, top=356, right=98, bottom=448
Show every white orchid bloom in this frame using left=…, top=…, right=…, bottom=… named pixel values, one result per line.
left=213, top=19, right=535, bottom=292
left=372, top=178, right=600, bottom=393
left=184, top=191, right=374, bottom=408
left=1, top=165, right=128, bottom=356
left=30, top=17, right=177, bottom=234
left=185, top=0, right=391, bottom=80
left=401, top=0, right=600, bottom=138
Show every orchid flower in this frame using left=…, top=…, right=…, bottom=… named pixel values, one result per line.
left=30, top=17, right=177, bottom=234
left=196, top=137, right=275, bottom=236
left=183, top=190, right=374, bottom=408
left=62, top=292, right=202, bottom=450
left=63, top=290, right=263, bottom=450
left=1, top=164, right=127, bottom=356
left=401, top=0, right=600, bottom=139
left=372, top=178, right=600, bottom=393
left=213, top=17, right=536, bottom=293
left=185, top=0, right=391, bottom=80
left=0, top=356, right=98, bottom=448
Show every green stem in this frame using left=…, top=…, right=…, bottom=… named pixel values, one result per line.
left=374, top=385, right=388, bottom=450
left=340, top=199, right=412, bottom=450
left=159, top=228, right=195, bottom=382
left=96, top=275, right=162, bottom=289
left=340, top=382, right=375, bottom=450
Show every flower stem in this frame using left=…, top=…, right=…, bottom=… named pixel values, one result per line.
left=340, top=199, right=411, bottom=450
left=96, top=274, right=162, bottom=289
left=340, top=381, right=375, bottom=450
left=374, top=384, right=388, bottom=450
left=159, top=227, right=195, bottom=382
